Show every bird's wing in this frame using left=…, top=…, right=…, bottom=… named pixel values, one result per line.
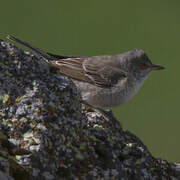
left=84, top=63, right=127, bottom=88
left=51, top=56, right=127, bottom=88
left=7, top=35, right=127, bottom=88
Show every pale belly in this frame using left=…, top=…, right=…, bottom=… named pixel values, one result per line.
left=73, top=77, right=145, bottom=108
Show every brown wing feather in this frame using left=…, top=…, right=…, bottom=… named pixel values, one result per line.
left=83, top=56, right=127, bottom=87
left=86, top=66, right=127, bottom=87
left=51, top=56, right=127, bottom=88
left=50, top=58, right=92, bottom=83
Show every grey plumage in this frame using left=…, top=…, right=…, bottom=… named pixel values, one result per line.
left=7, top=35, right=164, bottom=107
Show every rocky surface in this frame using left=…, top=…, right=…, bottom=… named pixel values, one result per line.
left=0, top=39, right=179, bottom=180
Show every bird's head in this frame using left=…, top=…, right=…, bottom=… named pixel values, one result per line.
left=125, top=49, right=164, bottom=80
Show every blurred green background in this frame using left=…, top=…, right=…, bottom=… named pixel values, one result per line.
left=0, top=0, right=179, bottom=162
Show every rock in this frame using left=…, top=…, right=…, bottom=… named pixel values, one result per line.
left=0, top=170, right=14, bottom=180
left=0, top=39, right=179, bottom=180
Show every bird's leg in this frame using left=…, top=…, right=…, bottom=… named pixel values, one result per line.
left=81, top=100, right=116, bottom=121
left=101, top=109, right=114, bottom=117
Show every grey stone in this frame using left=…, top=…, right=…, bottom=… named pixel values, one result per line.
left=0, top=39, right=179, bottom=180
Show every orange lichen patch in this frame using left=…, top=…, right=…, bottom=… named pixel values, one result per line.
left=20, top=141, right=25, bottom=147
left=15, top=96, right=21, bottom=103
left=36, top=109, right=41, bottom=115
left=7, top=95, right=11, bottom=106
left=9, top=51, right=16, bottom=56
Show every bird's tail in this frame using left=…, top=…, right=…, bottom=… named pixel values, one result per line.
left=7, top=35, right=72, bottom=60
left=7, top=35, right=55, bottom=60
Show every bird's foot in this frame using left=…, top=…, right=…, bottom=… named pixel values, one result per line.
left=81, top=100, right=116, bottom=121
left=100, top=109, right=113, bottom=117
left=95, top=108, right=117, bottom=121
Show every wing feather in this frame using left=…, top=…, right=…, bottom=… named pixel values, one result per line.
left=51, top=56, right=127, bottom=88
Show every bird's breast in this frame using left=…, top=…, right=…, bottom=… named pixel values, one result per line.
left=73, top=76, right=146, bottom=108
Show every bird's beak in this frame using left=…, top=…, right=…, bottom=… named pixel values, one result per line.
left=150, top=64, right=165, bottom=70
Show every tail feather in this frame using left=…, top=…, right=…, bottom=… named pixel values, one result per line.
left=7, top=35, right=73, bottom=60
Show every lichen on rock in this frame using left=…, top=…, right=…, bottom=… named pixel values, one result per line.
left=0, top=40, right=179, bottom=180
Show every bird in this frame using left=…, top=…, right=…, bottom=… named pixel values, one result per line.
left=7, top=35, right=164, bottom=109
